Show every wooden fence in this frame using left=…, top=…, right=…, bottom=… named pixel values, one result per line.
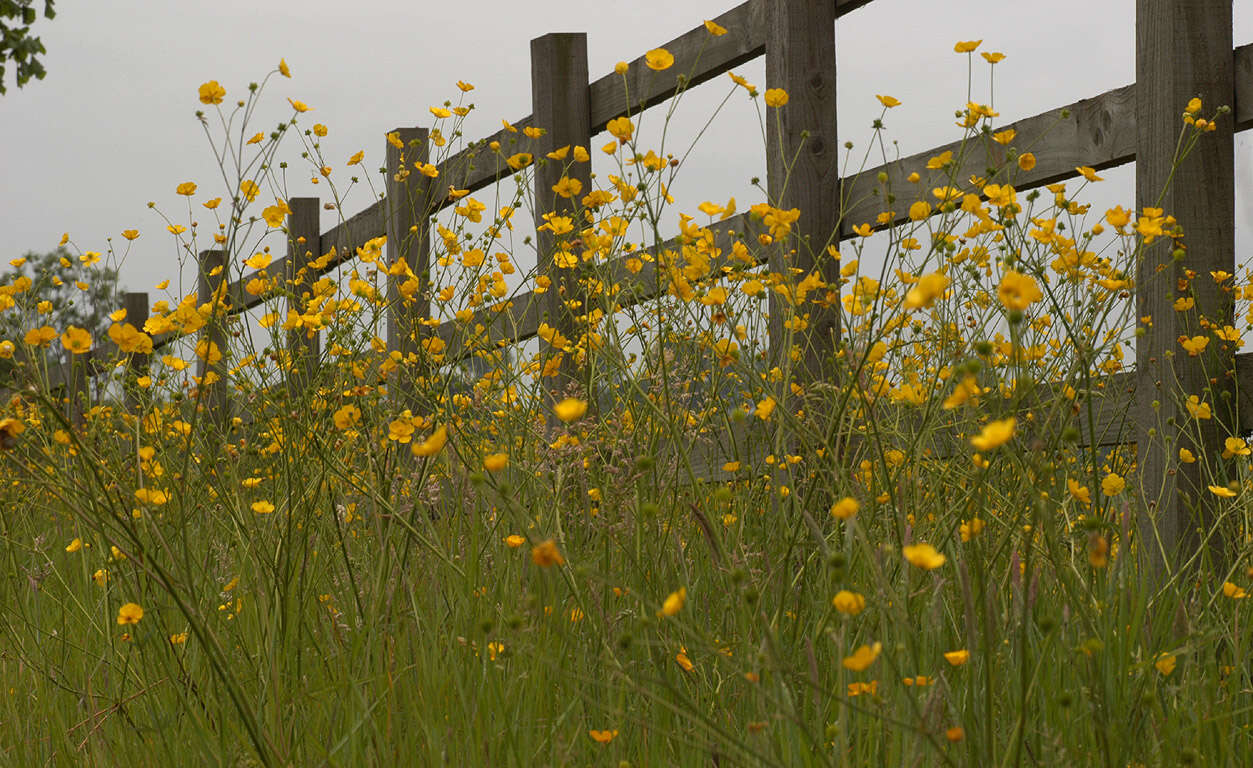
left=11, top=0, right=1253, bottom=573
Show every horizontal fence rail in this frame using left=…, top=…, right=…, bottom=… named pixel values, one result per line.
left=6, top=0, right=1245, bottom=574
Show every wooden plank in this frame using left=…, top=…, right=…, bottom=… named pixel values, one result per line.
left=766, top=0, right=841, bottom=385
left=842, top=83, right=1137, bottom=235
left=586, top=0, right=875, bottom=133
left=285, top=197, right=321, bottom=393
left=195, top=249, right=229, bottom=430
left=438, top=213, right=760, bottom=365
left=1135, top=0, right=1235, bottom=574
left=122, top=291, right=149, bottom=413
left=532, top=33, right=592, bottom=406
left=385, top=126, right=432, bottom=410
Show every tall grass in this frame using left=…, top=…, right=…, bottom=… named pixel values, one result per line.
left=1, top=37, right=1250, bottom=767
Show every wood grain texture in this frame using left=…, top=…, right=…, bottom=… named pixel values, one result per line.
left=842, top=83, right=1137, bottom=235
left=122, top=291, right=149, bottom=413
left=587, top=0, right=875, bottom=133
left=532, top=33, right=592, bottom=403
left=385, top=126, right=432, bottom=411
left=1135, top=0, right=1235, bottom=573
left=437, top=213, right=761, bottom=365
left=196, top=249, right=229, bottom=429
left=285, top=197, right=321, bottom=391
left=766, top=0, right=841, bottom=384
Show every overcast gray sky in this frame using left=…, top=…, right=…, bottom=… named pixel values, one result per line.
left=3, top=0, right=1252, bottom=298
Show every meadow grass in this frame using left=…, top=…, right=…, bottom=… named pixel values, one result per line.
left=1, top=37, right=1251, bottom=767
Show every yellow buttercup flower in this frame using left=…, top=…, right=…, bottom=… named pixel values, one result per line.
left=970, top=418, right=1015, bottom=451
left=902, top=543, right=946, bottom=570
left=645, top=48, right=674, bottom=71
left=198, top=80, right=225, bottom=105
left=553, top=398, right=588, bottom=423
left=842, top=642, right=881, bottom=672
left=659, top=587, right=686, bottom=617
left=764, top=88, right=789, bottom=108
left=117, top=602, right=144, bottom=625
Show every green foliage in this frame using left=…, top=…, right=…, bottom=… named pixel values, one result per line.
left=0, top=246, right=121, bottom=368
left=0, top=0, right=56, bottom=95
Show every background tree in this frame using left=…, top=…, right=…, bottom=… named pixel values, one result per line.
left=1, top=0, right=56, bottom=95
left=0, top=246, right=121, bottom=382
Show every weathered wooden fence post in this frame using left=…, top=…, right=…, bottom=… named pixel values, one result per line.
left=385, top=126, right=431, bottom=414
left=196, top=249, right=229, bottom=431
left=1134, top=0, right=1235, bottom=575
left=123, top=291, right=150, bottom=413
left=531, top=32, right=592, bottom=411
left=764, top=0, right=841, bottom=505
left=765, top=0, right=841, bottom=388
left=286, top=197, right=321, bottom=396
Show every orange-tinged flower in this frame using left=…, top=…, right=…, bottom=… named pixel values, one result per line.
left=981, top=51, right=1005, bottom=63
left=645, top=48, right=674, bottom=71
left=332, top=404, right=361, bottom=431
left=675, top=647, right=694, bottom=672
left=903, top=543, right=946, bottom=570
left=531, top=538, right=564, bottom=567
left=660, top=586, right=686, bottom=616
left=552, top=176, right=582, bottom=199
left=506, top=152, right=532, bottom=170
left=278, top=58, right=291, bottom=77
left=24, top=326, right=56, bottom=347
left=1179, top=335, right=1209, bottom=356
left=876, top=94, right=900, bottom=108
left=288, top=98, right=312, bottom=113
left=262, top=200, right=291, bottom=228
left=904, top=271, right=949, bottom=309
left=970, top=417, right=1015, bottom=451
left=1223, top=437, right=1250, bottom=458
left=553, top=398, right=587, bottom=423
left=1155, top=652, right=1177, bottom=676
left=198, top=80, right=225, bottom=105
left=483, top=453, right=509, bottom=471
left=589, top=729, right=619, bottom=744
left=412, top=426, right=448, bottom=457
left=997, top=270, right=1042, bottom=311
left=842, top=642, right=881, bottom=671
left=117, top=602, right=144, bottom=625
left=134, top=488, right=169, bottom=506
left=176, top=181, right=197, bottom=196
left=1017, top=152, right=1036, bottom=171
left=1076, top=166, right=1103, bottom=182
left=66, top=537, right=84, bottom=553
left=503, top=534, right=525, bottom=548
left=61, top=326, right=92, bottom=354
left=1208, top=484, right=1237, bottom=498
left=1101, top=473, right=1125, bottom=497
left=704, top=19, right=727, bottom=36
left=754, top=396, right=776, bottom=420
left=1067, top=478, right=1092, bottom=505
left=946, top=727, right=966, bottom=742
left=764, top=88, right=789, bottom=108
left=121, top=229, right=140, bottom=240
left=832, top=590, right=865, bottom=615
left=251, top=500, right=275, bottom=514
left=954, top=40, right=982, bottom=53
left=1222, top=581, right=1248, bottom=598
left=607, top=116, right=634, bottom=142
left=944, top=649, right=970, bottom=666
left=830, top=496, right=859, bottom=519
